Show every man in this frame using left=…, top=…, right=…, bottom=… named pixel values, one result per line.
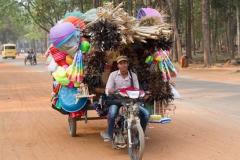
left=30, top=49, right=37, bottom=63
left=100, top=55, right=150, bottom=142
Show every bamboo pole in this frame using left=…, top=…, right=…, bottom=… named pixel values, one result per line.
left=136, top=32, right=152, bottom=37
left=136, top=29, right=161, bottom=35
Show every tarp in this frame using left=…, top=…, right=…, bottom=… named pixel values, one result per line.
left=170, top=84, right=181, bottom=99
left=80, top=8, right=98, bottom=23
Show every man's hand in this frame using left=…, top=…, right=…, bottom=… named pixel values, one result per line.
left=108, top=89, right=114, bottom=94
left=143, top=91, right=151, bottom=100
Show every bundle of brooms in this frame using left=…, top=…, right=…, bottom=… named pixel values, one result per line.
left=84, top=2, right=172, bottom=46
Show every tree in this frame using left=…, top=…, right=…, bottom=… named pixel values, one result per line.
left=167, top=0, right=183, bottom=62
left=186, top=0, right=192, bottom=59
left=0, top=0, right=28, bottom=43
left=237, top=1, right=240, bottom=58
left=14, top=0, right=85, bottom=32
left=202, top=0, right=212, bottom=66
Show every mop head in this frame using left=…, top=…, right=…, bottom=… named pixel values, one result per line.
left=149, top=115, right=162, bottom=123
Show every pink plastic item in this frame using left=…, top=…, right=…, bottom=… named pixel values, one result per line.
left=137, top=8, right=164, bottom=23
left=68, top=81, right=74, bottom=88
left=62, top=65, right=69, bottom=69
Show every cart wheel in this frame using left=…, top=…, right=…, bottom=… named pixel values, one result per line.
left=68, top=115, right=77, bottom=137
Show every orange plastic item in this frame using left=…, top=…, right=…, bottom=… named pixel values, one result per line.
left=66, top=55, right=73, bottom=65
left=62, top=16, right=86, bottom=29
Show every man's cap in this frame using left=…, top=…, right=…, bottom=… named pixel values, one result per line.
left=116, top=55, right=128, bottom=63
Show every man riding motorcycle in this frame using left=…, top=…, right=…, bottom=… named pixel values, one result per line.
left=30, top=49, right=37, bottom=63
left=25, top=49, right=37, bottom=64
left=100, top=55, right=150, bottom=142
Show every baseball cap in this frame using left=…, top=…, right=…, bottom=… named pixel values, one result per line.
left=116, top=55, right=128, bottom=63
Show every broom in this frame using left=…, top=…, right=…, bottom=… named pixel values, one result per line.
left=148, top=100, right=171, bottom=123
left=148, top=100, right=162, bottom=123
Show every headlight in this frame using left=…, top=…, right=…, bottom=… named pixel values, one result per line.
left=126, top=90, right=139, bottom=98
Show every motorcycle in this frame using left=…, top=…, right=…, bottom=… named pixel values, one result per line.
left=24, top=53, right=37, bottom=65
left=109, top=87, right=146, bottom=160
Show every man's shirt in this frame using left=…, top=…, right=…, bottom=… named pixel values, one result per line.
left=105, top=70, right=139, bottom=95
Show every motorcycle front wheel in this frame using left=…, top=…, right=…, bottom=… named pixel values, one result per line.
left=128, top=123, right=145, bottom=160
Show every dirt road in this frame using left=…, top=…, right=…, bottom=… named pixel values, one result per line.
left=0, top=56, right=240, bottom=160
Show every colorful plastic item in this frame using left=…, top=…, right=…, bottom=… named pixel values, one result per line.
left=137, top=8, right=164, bottom=23
left=62, top=16, right=86, bottom=28
left=49, top=46, right=68, bottom=62
left=59, top=86, right=88, bottom=112
left=57, top=66, right=66, bottom=77
left=162, top=51, right=178, bottom=77
left=66, top=55, right=74, bottom=65
left=145, top=55, right=153, bottom=65
left=81, top=41, right=90, bottom=52
left=68, top=49, right=84, bottom=83
left=50, top=22, right=76, bottom=39
left=153, top=51, right=162, bottom=61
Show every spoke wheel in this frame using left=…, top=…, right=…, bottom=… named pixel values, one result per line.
left=128, top=123, right=145, bottom=160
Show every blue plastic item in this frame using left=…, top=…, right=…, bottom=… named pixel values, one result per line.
left=59, top=86, right=88, bottom=112
left=160, top=118, right=171, bottom=124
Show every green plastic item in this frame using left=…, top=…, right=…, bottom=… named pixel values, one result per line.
left=144, top=102, right=154, bottom=115
left=56, top=99, right=61, bottom=109
left=81, top=41, right=90, bottom=52
left=58, top=77, right=70, bottom=86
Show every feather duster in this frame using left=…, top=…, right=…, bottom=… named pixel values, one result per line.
left=156, top=37, right=173, bottom=51
left=141, top=39, right=157, bottom=51
left=82, top=51, right=107, bottom=92
left=86, top=18, right=122, bottom=52
left=146, top=71, right=174, bottom=102
left=142, top=37, right=173, bottom=51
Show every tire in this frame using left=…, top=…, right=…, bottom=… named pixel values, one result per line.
left=68, top=115, right=77, bottom=137
left=128, top=123, right=145, bottom=160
